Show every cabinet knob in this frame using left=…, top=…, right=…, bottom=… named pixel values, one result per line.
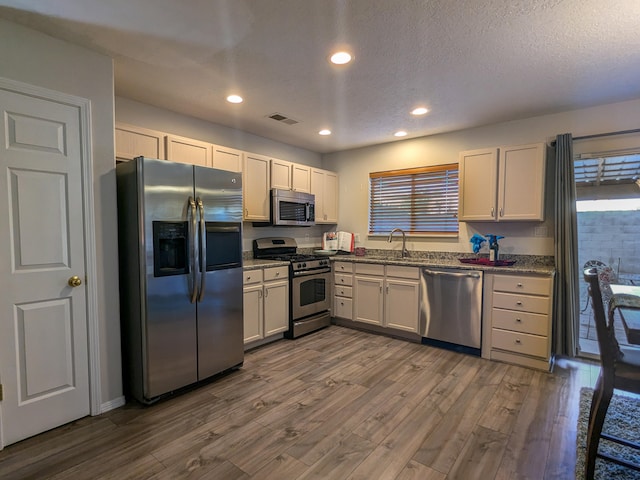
left=516, top=301, right=523, bottom=306
left=515, top=318, right=522, bottom=323
left=516, top=283, right=523, bottom=287
left=515, top=338, right=522, bottom=344
left=275, top=272, right=280, bottom=277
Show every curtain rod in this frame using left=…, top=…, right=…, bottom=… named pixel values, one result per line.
left=551, top=128, right=640, bottom=146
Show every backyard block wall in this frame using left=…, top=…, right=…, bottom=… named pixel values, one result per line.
left=577, top=209, right=640, bottom=283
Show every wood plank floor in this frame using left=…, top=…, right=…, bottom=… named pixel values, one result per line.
left=0, top=325, right=601, bottom=480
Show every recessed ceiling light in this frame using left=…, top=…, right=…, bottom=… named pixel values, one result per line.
left=330, top=51, right=352, bottom=65
left=394, top=131, right=408, bottom=137
left=226, top=94, right=243, bottom=104
left=319, top=129, right=332, bottom=136
left=411, top=107, right=428, bottom=116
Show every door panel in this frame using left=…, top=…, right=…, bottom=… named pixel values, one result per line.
left=0, top=87, right=89, bottom=447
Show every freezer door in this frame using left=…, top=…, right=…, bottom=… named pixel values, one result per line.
left=194, top=166, right=244, bottom=379
left=142, top=158, right=198, bottom=398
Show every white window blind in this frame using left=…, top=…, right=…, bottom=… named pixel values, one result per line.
left=369, top=164, right=459, bottom=235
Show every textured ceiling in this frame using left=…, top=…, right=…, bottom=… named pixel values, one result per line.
left=1, top=0, right=640, bottom=154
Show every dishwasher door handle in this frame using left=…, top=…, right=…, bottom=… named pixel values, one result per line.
left=422, top=268, right=481, bottom=279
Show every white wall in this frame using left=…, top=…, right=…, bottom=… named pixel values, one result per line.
left=0, top=19, right=121, bottom=406
left=323, top=99, right=640, bottom=257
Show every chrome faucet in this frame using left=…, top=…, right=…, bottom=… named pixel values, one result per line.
left=388, top=228, right=409, bottom=258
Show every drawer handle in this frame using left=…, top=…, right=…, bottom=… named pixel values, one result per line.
left=516, top=301, right=523, bottom=306
left=516, top=283, right=523, bottom=287
left=515, top=338, right=522, bottom=344
left=515, top=318, right=522, bottom=323
left=275, top=272, right=280, bottom=277
left=246, top=276, right=251, bottom=281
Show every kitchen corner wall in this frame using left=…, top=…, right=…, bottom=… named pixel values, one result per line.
left=322, top=98, right=640, bottom=257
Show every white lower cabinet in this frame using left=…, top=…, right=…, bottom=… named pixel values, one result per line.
left=482, top=272, right=554, bottom=370
left=243, top=266, right=289, bottom=345
left=333, top=261, right=354, bottom=320
left=351, top=263, right=420, bottom=334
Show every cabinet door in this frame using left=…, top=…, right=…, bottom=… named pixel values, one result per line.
left=323, top=171, right=339, bottom=223
left=291, top=164, right=311, bottom=193
left=310, top=168, right=325, bottom=220
left=498, top=143, right=546, bottom=221
left=311, top=168, right=339, bottom=224
left=354, top=276, right=384, bottom=326
left=385, top=278, right=420, bottom=333
left=271, top=158, right=292, bottom=190
left=458, top=148, right=498, bottom=221
left=243, top=284, right=263, bottom=344
left=243, top=153, right=271, bottom=221
left=165, top=134, right=211, bottom=167
left=212, top=144, right=242, bottom=172
left=264, top=280, right=289, bottom=336
left=115, top=123, right=165, bottom=161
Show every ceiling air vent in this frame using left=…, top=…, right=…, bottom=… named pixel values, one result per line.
left=268, top=112, right=299, bottom=125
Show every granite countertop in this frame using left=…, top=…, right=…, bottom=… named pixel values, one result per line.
left=243, top=250, right=555, bottom=275
left=329, top=251, right=555, bottom=275
left=243, top=259, right=290, bottom=271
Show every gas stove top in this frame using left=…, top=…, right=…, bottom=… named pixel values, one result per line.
left=253, top=237, right=331, bottom=273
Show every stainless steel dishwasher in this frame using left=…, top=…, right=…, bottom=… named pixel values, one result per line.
left=419, top=267, right=483, bottom=353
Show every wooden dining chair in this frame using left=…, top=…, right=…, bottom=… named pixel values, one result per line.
left=583, top=267, right=640, bottom=479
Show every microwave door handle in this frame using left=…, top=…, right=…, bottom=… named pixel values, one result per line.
left=306, top=202, right=311, bottom=221
left=197, top=197, right=206, bottom=303
left=188, top=197, right=198, bottom=303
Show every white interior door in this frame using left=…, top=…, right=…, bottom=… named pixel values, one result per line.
left=0, top=87, right=90, bottom=447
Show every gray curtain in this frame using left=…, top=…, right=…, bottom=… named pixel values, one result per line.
left=553, top=133, right=580, bottom=356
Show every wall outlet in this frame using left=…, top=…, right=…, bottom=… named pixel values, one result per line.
left=534, top=226, right=548, bottom=237
left=354, top=233, right=361, bottom=243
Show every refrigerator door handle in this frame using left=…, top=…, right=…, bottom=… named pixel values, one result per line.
left=197, top=197, right=206, bottom=302
left=188, top=196, right=198, bottom=303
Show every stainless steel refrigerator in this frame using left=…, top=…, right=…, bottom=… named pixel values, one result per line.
left=116, top=157, right=244, bottom=404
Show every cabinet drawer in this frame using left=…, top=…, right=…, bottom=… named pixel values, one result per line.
left=493, top=274, right=552, bottom=296
left=492, top=292, right=550, bottom=315
left=355, top=263, right=385, bottom=276
left=492, top=308, right=549, bottom=336
left=492, top=328, right=548, bottom=358
left=334, top=261, right=353, bottom=273
left=385, top=265, right=419, bottom=279
left=243, top=269, right=263, bottom=285
left=334, top=273, right=353, bottom=287
left=264, top=266, right=288, bottom=282
left=334, top=296, right=353, bottom=319
left=335, top=285, right=353, bottom=298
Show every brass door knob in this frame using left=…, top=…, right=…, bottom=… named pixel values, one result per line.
left=68, top=275, right=82, bottom=287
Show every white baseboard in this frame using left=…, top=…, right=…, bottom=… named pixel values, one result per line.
left=99, top=396, right=126, bottom=414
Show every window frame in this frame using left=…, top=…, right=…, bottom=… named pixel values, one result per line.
left=368, top=163, right=459, bottom=237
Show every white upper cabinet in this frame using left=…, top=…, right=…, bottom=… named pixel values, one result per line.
left=497, top=143, right=546, bottom=221
left=165, top=134, right=211, bottom=167
left=212, top=144, right=243, bottom=172
left=115, top=123, right=165, bottom=161
left=291, top=163, right=311, bottom=193
left=271, top=158, right=292, bottom=190
left=243, top=152, right=271, bottom=221
left=311, top=167, right=339, bottom=224
left=459, top=143, right=546, bottom=222
left=271, top=158, right=311, bottom=193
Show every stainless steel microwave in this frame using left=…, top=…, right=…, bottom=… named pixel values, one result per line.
left=271, top=188, right=315, bottom=226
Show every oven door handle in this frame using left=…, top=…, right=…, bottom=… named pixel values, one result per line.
left=292, top=268, right=331, bottom=278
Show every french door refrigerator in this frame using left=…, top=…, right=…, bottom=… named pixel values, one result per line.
left=116, top=157, right=243, bottom=404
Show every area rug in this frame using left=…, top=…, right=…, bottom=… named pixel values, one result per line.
left=576, top=387, right=640, bottom=479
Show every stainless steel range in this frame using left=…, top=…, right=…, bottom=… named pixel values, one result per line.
left=253, top=237, right=331, bottom=338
